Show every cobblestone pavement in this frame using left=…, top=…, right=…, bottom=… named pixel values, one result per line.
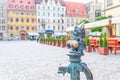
left=0, top=41, right=120, bottom=80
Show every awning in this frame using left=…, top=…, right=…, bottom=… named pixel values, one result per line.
left=84, top=17, right=120, bottom=29
left=27, top=32, right=39, bottom=36
left=54, top=32, right=67, bottom=36
left=45, top=30, right=54, bottom=34
left=84, top=19, right=109, bottom=29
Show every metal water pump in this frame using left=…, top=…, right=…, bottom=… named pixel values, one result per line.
left=58, top=26, right=93, bottom=80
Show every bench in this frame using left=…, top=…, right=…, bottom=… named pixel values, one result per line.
left=89, top=38, right=98, bottom=52
left=107, top=39, right=120, bottom=55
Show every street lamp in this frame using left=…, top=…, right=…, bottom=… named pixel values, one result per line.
left=109, top=16, right=112, bottom=38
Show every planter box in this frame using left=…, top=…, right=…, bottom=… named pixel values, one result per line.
left=98, top=47, right=109, bottom=55
left=86, top=46, right=92, bottom=52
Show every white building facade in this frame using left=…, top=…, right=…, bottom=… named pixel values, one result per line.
left=101, top=0, right=120, bottom=36
left=36, top=0, right=66, bottom=37
left=0, top=0, right=7, bottom=40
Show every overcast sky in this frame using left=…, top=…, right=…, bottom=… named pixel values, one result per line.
left=64, top=0, right=93, bottom=3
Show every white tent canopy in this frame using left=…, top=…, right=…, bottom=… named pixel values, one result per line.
left=27, top=32, right=39, bottom=36
left=66, top=17, right=120, bottom=32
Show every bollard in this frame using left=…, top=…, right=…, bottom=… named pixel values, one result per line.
left=58, top=26, right=93, bottom=80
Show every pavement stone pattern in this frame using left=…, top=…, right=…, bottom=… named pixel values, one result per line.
left=0, top=41, right=120, bottom=80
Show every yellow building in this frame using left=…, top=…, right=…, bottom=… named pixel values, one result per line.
left=8, top=0, right=37, bottom=40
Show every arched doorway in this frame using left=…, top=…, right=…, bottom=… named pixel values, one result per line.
left=20, top=31, right=26, bottom=40
left=20, top=34, right=25, bottom=40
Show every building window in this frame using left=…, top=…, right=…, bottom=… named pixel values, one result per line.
left=2, top=26, right=5, bottom=30
left=26, top=6, right=29, bottom=10
left=10, top=34, right=13, bottom=37
left=76, top=8, right=78, bottom=14
left=43, top=6, right=45, bottom=10
left=62, top=26, right=64, bottom=31
left=15, top=5, right=19, bottom=9
left=32, top=18, right=34, bottom=22
left=58, top=20, right=60, bottom=23
left=53, top=13, right=55, bottom=17
left=2, top=19, right=5, bottom=24
left=20, top=5, right=24, bottom=9
left=53, top=7, right=55, bottom=10
left=61, top=19, right=64, bottom=23
left=9, top=5, right=13, bottom=8
left=58, top=25, right=60, bottom=30
left=28, top=2, right=30, bottom=4
left=21, top=26, right=24, bottom=30
left=107, top=0, right=113, bottom=6
left=16, top=26, right=19, bottom=30
left=26, top=18, right=29, bottom=22
left=53, top=20, right=55, bottom=23
left=32, top=12, right=34, bottom=16
left=48, top=13, right=50, bottom=17
left=58, top=7, right=60, bottom=10
left=21, top=18, right=24, bottom=22
left=53, top=26, right=55, bottom=30
left=31, top=6, right=34, bottom=10
left=43, top=12, right=45, bottom=16
left=21, top=12, right=24, bottom=15
left=48, top=26, right=50, bottom=29
left=67, top=18, right=70, bottom=22
left=10, top=18, right=13, bottom=22
left=16, top=18, right=19, bottom=22
left=26, top=12, right=29, bottom=15
left=32, top=27, right=34, bottom=30
left=38, top=6, right=40, bottom=10
left=15, top=11, right=19, bottom=15
left=62, top=8, right=64, bottom=11
left=48, top=7, right=50, bottom=10
left=20, top=1, right=22, bottom=3
left=38, top=18, right=40, bottom=22
left=27, top=27, right=29, bottom=30
left=10, top=26, right=13, bottom=30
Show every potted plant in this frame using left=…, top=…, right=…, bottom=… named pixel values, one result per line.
left=52, top=37, right=56, bottom=46
left=57, top=38, right=60, bottom=47
left=49, top=36, right=52, bottom=45
left=98, top=33, right=108, bottom=55
left=61, top=36, right=66, bottom=47
left=85, top=35, right=92, bottom=52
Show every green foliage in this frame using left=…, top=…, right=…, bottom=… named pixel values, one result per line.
left=62, top=36, right=65, bottom=44
left=78, top=19, right=89, bottom=25
left=49, top=36, right=52, bottom=42
left=91, top=27, right=102, bottom=32
left=103, top=33, right=107, bottom=47
left=95, top=16, right=108, bottom=21
left=85, top=35, right=90, bottom=46
left=57, top=38, right=60, bottom=44
left=99, top=33, right=103, bottom=47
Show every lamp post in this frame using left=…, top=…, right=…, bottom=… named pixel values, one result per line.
left=109, top=16, right=112, bottom=38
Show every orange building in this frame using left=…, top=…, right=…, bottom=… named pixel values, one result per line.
left=7, top=0, right=37, bottom=40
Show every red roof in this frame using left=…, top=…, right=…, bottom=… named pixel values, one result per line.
left=65, top=1, right=88, bottom=18
left=8, top=0, right=36, bottom=11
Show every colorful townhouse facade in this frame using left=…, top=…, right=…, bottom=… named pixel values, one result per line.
left=0, top=0, right=7, bottom=40
left=65, top=1, right=88, bottom=29
left=7, top=0, right=37, bottom=40
left=35, top=0, right=66, bottom=37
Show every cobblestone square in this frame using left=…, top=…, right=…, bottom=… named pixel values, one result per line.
left=0, top=41, right=120, bottom=80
